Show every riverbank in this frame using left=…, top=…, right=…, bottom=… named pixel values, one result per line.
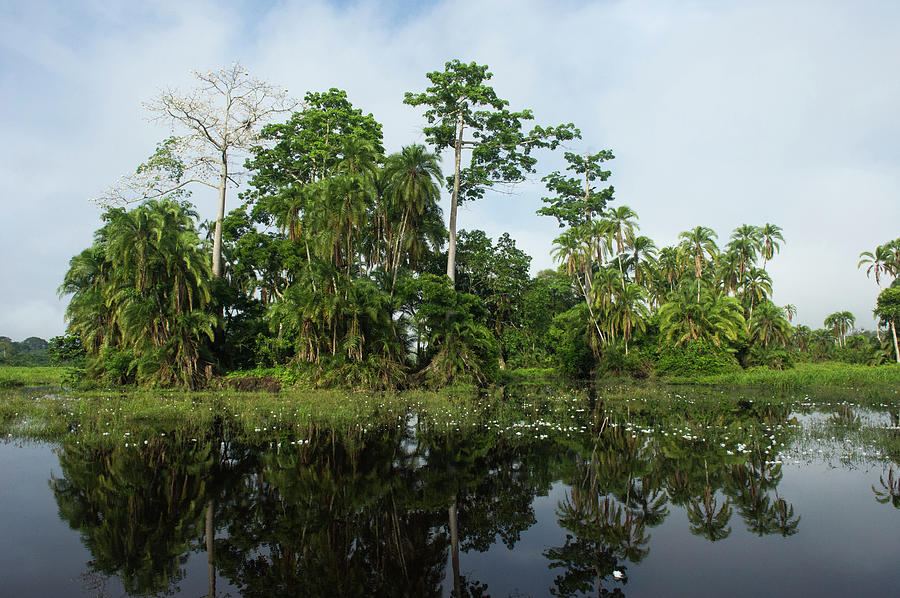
left=662, top=361, right=900, bottom=389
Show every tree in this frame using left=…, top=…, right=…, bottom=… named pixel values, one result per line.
left=605, top=206, right=639, bottom=290
left=678, top=226, right=719, bottom=302
left=61, top=199, right=216, bottom=387
left=382, top=144, right=445, bottom=292
left=538, top=151, right=615, bottom=229
left=404, top=59, right=578, bottom=284
left=658, top=283, right=745, bottom=348
left=875, top=287, right=900, bottom=364
left=96, top=63, right=294, bottom=278
left=758, top=223, right=785, bottom=273
left=750, top=301, right=792, bottom=348
left=824, top=311, right=855, bottom=348
left=859, top=239, right=899, bottom=342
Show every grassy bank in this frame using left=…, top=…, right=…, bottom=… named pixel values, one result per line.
left=0, top=366, right=68, bottom=388
left=662, top=361, right=900, bottom=390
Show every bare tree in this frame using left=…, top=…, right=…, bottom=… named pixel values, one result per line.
left=95, top=63, right=296, bottom=278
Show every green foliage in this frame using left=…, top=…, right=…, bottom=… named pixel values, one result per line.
left=402, top=274, right=499, bottom=387
left=0, top=336, right=52, bottom=366
left=60, top=199, right=216, bottom=388
left=741, top=346, right=797, bottom=370
left=538, top=151, right=615, bottom=228
left=455, top=230, right=532, bottom=364
left=549, top=304, right=595, bottom=378
left=596, top=342, right=653, bottom=379
left=658, top=283, right=745, bottom=348
left=47, top=334, right=86, bottom=366
left=655, top=340, right=741, bottom=377
left=403, top=59, right=578, bottom=203
left=672, top=360, right=900, bottom=389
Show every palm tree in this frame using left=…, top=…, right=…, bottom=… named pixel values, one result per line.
left=382, top=145, right=443, bottom=292
left=629, top=235, right=657, bottom=288
left=678, top=226, right=719, bottom=302
left=783, top=304, right=797, bottom=323
left=758, top=223, right=784, bottom=273
left=727, top=224, right=762, bottom=295
left=858, top=241, right=899, bottom=341
left=612, top=282, right=649, bottom=354
left=793, top=325, right=811, bottom=353
left=652, top=246, right=682, bottom=304
left=750, top=301, right=792, bottom=348
left=743, top=266, right=773, bottom=332
left=858, top=243, right=895, bottom=288
left=61, top=200, right=215, bottom=387
left=658, top=283, right=745, bottom=347
left=824, top=311, right=855, bottom=347
left=604, top=206, right=639, bottom=289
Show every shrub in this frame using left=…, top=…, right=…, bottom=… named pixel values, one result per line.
left=742, top=346, right=797, bottom=370
left=655, top=340, right=740, bottom=377
left=596, top=342, right=653, bottom=379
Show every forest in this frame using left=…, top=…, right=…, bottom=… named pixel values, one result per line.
left=52, top=61, right=900, bottom=389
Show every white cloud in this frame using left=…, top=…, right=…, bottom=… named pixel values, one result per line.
left=1, top=0, right=898, bottom=339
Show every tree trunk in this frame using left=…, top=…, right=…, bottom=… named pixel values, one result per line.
left=446, top=110, right=464, bottom=285
left=449, top=499, right=461, bottom=598
left=390, top=208, right=410, bottom=297
left=212, top=153, right=228, bottom=279
left=892, top=320, right=900, bottom=364
left=206, top=498, right=216, bottom=598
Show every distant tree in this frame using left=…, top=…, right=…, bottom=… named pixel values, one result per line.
left=824, top=311, right=855, bottom=348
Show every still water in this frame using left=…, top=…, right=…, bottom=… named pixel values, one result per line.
left=1, top=387, right=898, bottom=597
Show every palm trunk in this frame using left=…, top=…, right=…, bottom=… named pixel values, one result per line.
left=304, top=239, right=317, bottom=293
left=446, top=109, right=464, bottom=285
left=391, top=208, right=410, bottom=296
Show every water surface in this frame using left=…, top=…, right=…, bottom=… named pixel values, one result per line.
left=1, top=386, right=898, bottom=597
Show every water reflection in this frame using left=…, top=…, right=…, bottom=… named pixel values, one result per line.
left=25, top=391, right=900, bottom=597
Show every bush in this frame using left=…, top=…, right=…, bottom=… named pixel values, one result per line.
left=655, top=340, right=740, bottom=377
left=742, top=346, right=797, bottom=370
left=596, top=343, right=653, bottom=379
left=89, top=346, right=135, bottom=385
left=548, top=304, right=595, bottom=378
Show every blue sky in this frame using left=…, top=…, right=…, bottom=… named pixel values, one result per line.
left=1, top=0, right=899, bottom=340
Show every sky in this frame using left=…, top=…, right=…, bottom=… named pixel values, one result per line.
left=1, top=0, right=898, bottom=341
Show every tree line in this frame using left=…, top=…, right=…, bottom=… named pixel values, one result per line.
left=58, top=61, right=900, bottom=388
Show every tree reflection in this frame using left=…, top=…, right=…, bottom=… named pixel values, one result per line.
left=545, top=411, right=659, bottom=598
left=51, top=429, right=216, bottom=595
left=873, top=467, right=900, bottom=509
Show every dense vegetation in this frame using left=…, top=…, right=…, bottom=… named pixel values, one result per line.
left=51, top=61, right=900, bottom=389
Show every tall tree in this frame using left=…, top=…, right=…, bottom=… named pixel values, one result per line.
left=758, top=223, right=784, bottom=273
left=678, top=226, right=719, bottom=302
left=605, top=205, right=639, bottom=290
left=97, top=64, right=294, bottom=278
left=404, top=59, right=578, bottom=284
left=381, top=144, right=445, bottom=292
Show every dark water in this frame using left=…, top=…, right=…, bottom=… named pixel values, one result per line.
left=1, top=389, right=898, bottom=597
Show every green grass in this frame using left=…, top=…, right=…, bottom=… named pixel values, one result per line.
left=663, top=361, right=900, bottom=389
left=0, top=366, right=69, bottom=388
